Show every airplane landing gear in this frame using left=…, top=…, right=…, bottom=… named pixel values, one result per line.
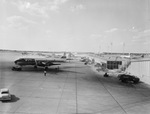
left=44, top=67, right=48, bottom=71
left=34, top=66, right=37, bottom=69
left=55, top=66, right=59, bottom=71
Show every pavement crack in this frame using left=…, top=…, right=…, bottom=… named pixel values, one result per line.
left=56, top=74, right=68, bottom=114
left=75, top=63, right=78, bottom=114
left=95, top=74, right=127, bottom=114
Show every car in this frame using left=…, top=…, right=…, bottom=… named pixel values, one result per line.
left=0, top=88, right=11, bottom=101
left=12, top=66, right=22, bottom=71
left=118, top=74, right=140, bottom=84
left=94, top=63, right=101, bottom=67
left=84, top=62, right=88, bottom=65
left=104, top=73, right=109, bottom=77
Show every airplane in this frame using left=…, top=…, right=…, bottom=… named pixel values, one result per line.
left=45, top=52, right=75, bottom=60
left=12, top=58, right=66, bottom=71
left=119, top=53, right=131, bottom=59
left=120, top=53, right=145, bottom=59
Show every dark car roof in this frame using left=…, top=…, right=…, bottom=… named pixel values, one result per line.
left=119, top=74, right=139, bottom=79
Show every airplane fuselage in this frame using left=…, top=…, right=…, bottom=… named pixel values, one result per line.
left=15, top=58, right=36, bottom=66
left=14, top=58, right=61, bottom=68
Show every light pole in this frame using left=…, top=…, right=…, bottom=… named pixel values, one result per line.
left=110, top=42, right=113, bottom=54
left=99, top=45, right=101, bottom=56
left=123, top=42, right=125, bottom=54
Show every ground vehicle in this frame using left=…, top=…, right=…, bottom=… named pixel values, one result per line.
left=12, top=66, right=22, bottom=71
left=104, top=73, right=109, bottom=77
left=0, top=88, right=11, bottom=101
left=118, top=74, right=140, bottom=83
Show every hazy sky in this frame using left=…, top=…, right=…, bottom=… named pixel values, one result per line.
left=0, top=0, right=150, bottom=53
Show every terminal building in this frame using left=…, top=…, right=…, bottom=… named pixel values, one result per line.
left=87, top=52, right=150, bottom=84
left=101, top=54, right=150, bottom=85
left=107, top=61, right=122, bottom=69
left=126, top=59, right=150, bottom=85
left=90, top=54, right=131, bottom=71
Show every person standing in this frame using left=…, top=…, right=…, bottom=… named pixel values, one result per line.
left=44, top=70, right=47, bottom=76
left=44, top=66, right=47, bottom=76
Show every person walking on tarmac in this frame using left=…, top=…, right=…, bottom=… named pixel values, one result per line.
left=44, top=66, right=48, bottom=76
left=44, top=70, right=47, bottom=76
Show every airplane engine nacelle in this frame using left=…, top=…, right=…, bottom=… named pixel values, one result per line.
left=46, top=62, right=53, bottom=66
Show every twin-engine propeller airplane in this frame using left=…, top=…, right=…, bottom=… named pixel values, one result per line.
left=12, top=58, right=66, bottom=71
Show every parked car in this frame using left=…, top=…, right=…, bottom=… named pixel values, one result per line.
left=12, top=66, right=22, bottom=71
left=0, top=88, right=11, bottom=101
left=84, top=62, right=88, bottom=65
left=118, top=74, right=140, bottom=84
left=104, top=73, right=109, bottom=77
left=94, top=63, right=101, bottom=67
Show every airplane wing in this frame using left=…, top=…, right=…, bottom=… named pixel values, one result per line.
left=14, top=58, right=65, bottom=69
left=35, top=59, right=64, bottom=67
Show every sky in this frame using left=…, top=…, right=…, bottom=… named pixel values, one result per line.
left=0, top=0, right=150, bottom=53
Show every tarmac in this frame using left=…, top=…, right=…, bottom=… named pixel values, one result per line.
left=1, top=52, right=150, bottom=114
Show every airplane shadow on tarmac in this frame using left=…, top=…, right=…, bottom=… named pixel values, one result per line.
left=11, top=67, right=85, bottom=75
left=1, top=95, right=20, bottom=103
